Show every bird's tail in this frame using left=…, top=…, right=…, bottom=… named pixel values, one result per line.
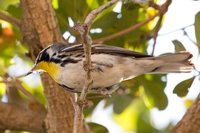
left=146, top=52, right=193, bottom=73
left=137, top=52, right=193, bottom=74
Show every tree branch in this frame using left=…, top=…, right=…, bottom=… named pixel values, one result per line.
left=151, top=14, right=164, bottom=55
left=2, top=76, right=46, bottom=112
left=0, top=12, right=21, bottom=27
left=171, top=94, right=200, bottom=133
left=0, top=102, right=45, bottom=132
left=84, top=0, right=119, bottom=27
left=73, top=0, right=119, bottom=132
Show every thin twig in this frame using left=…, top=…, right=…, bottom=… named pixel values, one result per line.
left=72, top=95, right=83, bottom=133
left=73, top=0, right=119, bottom=133
left=1, top=77, right=43, bottom=106
left=148, top=0, right=160, bottom=10
left=151, top=0, right=172, bottom=55
left=80, top=0, right=119, bottom=100
left=14, top=79, right=40, bottom=103
left=151, top=14, right=164, bottom=55
left=183, top=29, right=197, bottom=45
left=84, top=0, right=119, bottom=27
left=0, top=12, right=21, bottom=27
left=158, top=24, right=193, bottom=36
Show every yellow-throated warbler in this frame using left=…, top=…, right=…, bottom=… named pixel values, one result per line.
left=24, top=43, right=193, bottom=94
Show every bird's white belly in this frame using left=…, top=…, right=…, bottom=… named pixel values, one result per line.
left=59, top=62, right=124, bottom=89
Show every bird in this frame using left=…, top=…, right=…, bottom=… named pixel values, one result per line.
left=25, top=43, right=193, bottom=94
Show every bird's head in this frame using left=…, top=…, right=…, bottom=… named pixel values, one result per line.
left=21, top=44, right=66, bottom=80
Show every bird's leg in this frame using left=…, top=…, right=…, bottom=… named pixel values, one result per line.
left=99, top=84, right=119, bottom=96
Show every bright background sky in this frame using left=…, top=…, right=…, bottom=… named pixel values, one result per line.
left=90, top=0, right=200, bottom=133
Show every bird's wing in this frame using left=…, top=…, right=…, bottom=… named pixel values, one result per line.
left=92, top=44, right=152, bottom=58
left=60, top=43, right=152, bottom=58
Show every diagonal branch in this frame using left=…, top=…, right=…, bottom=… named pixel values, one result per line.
left=2, top=76, right=46, bottom=112
left=151, top=14, right=164, bottom=55
left=0, top=12, right=21, bottom=27
left=93, top=13, right=159, bottom=43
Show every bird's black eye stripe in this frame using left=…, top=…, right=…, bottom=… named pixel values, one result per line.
left=38, top=49, right=50, bottom=62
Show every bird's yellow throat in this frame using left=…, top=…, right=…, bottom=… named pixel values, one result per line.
left=36, top=61, right=60, bottom=81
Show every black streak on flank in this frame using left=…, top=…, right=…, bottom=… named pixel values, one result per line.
left=58, top=84, right=77, bottom=92
left=50, top=58, right=61, bottom=64
left=60, top=58, right=81, bottom=67
left=151, top=66, right=160, bottom=72
left=57, top=54, right=66, bottom=58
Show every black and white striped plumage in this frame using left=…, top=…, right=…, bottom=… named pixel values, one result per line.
left=34, top=43, right=193, bottom=94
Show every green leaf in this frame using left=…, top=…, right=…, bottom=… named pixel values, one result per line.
left=92, top=3, right=144, bottom=47
left=88, top=122, right=108, bottom=133
left=195, top=11, right=200, bottom=45
left=56, top=0, right=89, bottom=33
left=92, top=12, right=119, bottom=36
left=86, top=0, right=99, bottom=9
left=0, top=81, right=6, bottom=99
left=173, top=77, right=195, bottom=97
left=140, top=75, right=168, bottom=110
left=7, top=4, right=22, bottom=19
left=0, top=0, right=19, bottom=10
left=172, top=40, right=186, bottom=52
left=113, top=94, right=133, bottom=114
left=58, top=0, right=89, bottom=22
left=52, top=0, right=59, bottom=9
left=137, top=110, right=158, bottom=133
left=113, top=99, right=145, bottom=131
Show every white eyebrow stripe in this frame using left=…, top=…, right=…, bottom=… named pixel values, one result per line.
left=61, top=44, right=82, bottom=52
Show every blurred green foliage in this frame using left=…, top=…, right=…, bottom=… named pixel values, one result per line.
left=195, top=11, right=200, bottom=45
left=0, top=0, right=199, bottom=133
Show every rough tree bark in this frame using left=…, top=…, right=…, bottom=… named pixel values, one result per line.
left=20, top=0, right=90, bottom=132
left=0, top=102, right=45, bottom=132
left=171, top=95, right=200, bottom=133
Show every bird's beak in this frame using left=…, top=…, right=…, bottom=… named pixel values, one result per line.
left=15, top=63, right=38, bottom=78
left=27, top=63, right=37, bottom=75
